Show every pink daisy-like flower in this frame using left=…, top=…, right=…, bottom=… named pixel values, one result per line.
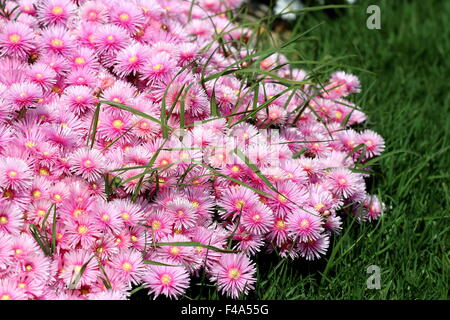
left=97, top=110, right=133, bottom=142
left=264, top=181, right=308, bottom=218
left=360, top=194, right=384, bottom=221
left=356, top=130, right=385, bottom=158
left=93, top=24, right=130, bottom=54
left=40, top=25, right=74, bottom=56
left=111, top=199, right=144, bottom=226
left=64, top=216, right=101, bottom=249
left=141, top=52, right=176, bottom=84
left=241, top=202, right=274, bottom=235
left=93, top=200, right=123, bottom=234
left=143, top=262, right=190, bottom=299
left=5, top=81, right=42, bottom=111
left=166, top=197, right=198, bottom=230
left=37, top=0, right=76, bottom=26
left=79, top=1, right=109, bottom=23
left=218, top=186, right=260, bottom=219
left=110, top=248, right=145, bottom=286
left=65, top=66, right=98, bottom=88
left=297, top=234, right=330, bottom=261
left=27, top=62, right=58, bottom=91
left=61, top=85, right=98, bottom=115
left=326, top=168, right=363, bottom=198
left=69, top=148, right=107, bottom=182
left=109, top=3, right=146, bottom=33
left=61, top=249, right=99, bottom=289
left=0, top=157, right=32, bottom=191
left=17, top=253, right=51, bottom=283
left=154, top=234, right=198, bottom=267
left=286, top=210, right=324, bottom=242
left=145, top=209, right=174, bottom=242
left=113, top=43, right=151, bottom=77
left=0, top=22, right=35, bottom=59
left=0, top=279, right=28, bottom=300
left=211, top=253, right=256, bottom=299
left=68, top=47, right=100, bottom=70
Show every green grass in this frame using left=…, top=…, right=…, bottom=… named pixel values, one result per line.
left=242, top=0, right=449, bottom=300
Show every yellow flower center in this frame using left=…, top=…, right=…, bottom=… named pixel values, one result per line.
left=25, top=264, right=33, bottom=271
left=128, top=56, right=137, bottom=63
left=191, top=201, right=199, bottom=208
left=151, top=220, right=161, bottom=230
left=74, top=57, right=85, bottom=65
left=40, top=168, right=50, bottom=176
left=113, top=119, right=123, bottom=129
left=1, top=295, right=10, bottom=300
left=78, top=225, right=88, bottom=234
left=15, top=249, right=23, bottom=255
left=231, top=165, right=240, bottom=172
left=276, top=220, right=285, bottom=229
left=74, top=265, right=82, bottom=274
left=228, top=268, right=240, bottom=279
left=102, top=214, right=110, bottom=221
left=53, top=194, right=62, bottom=201
left=107, top=35, right=114, bottom=42
left=170, top=247, right=180, bottom=255
left=122, top=262, right=132, bottom=271
left=37, top=209, right=46, bottom=217
left=131, top=235, right=138, bottom=242
left=52, top=6, right=63, bottom=15
left=300, top=219, right=309, bottom=228
left=0, top=216, right=8, bottom=225
left=161, top=274, right=171, bottom=285
left=177, top=210, right=184, bottom=217
left=235, top=200, right=245, bottom=209
left=51, top=38, right=63, bottom=47
left=152, top=64, right=163, bottom=71
left=314, top=203, right=325, bottom=211
left=338, top=178, right=347, bottom=185
left=25, top=141, right=35, bottom=148
left=252, top=214, right=261, bottom=221
left=335, top=111, right=342, bottom=119
left=8, top=170, right=17, bottom=178
left=9, top=34, right=21, bottom=43
left=122, top=212, right=130, bottom=220
left=18, top=283, right=26, bottom=289
left=278, top=194, right=287, bottom=202
left=119, top=13, right=129, bottom=21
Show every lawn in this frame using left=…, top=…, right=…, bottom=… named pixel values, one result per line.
left=235, top=0, right=449, bottom=300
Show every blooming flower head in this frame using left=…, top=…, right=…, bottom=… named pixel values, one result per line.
left=110, top=248, right=145, bottom=286
left=0, top=22, right=35, bottom=59
left=5, top=82, right=42, bottom=111
left=0, top=279, right=28, bottom=300
left=218, top=186, right=260, bottom=219
left=114, top=43, right=151, bottom=77
left=143, top=262, right=190, bottom=299
left=109, top=2, right=145, bottom=33
left=0, top=157, right=32, bottom=191
left=40, top=25, right=75, bottom=56
left=356, top=130, right=385, bottom=158
left=69, top=148, right=107, bottom=182
left=27, top=62, right=58, bottom=91
left=212, top=253, right=256, bottom=299
left=286, top=210, right=324, bottom=242
left=297, top=234, right=330, bottom=261
left=37, top=0, right=76, bottom=26
left=141, top=52, right=176, bottom=84
left=326, top=168, right=363, bottom=198
left=94, top=24, right=130, bottom=54
left=61, top=249, right=100, bottom=289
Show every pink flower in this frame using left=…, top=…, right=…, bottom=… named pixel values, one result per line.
left=114, top=43, right=151, bottom=77
left=211, top=253, right=256, bottom=299
left=69, top=148, right=107, bottom=182
left=287, top=210, right=324, bottom=242
left=0, top=157, right=32, bottom=191
left=143, top=262, right=190, bottom=299
left=109, top=3, right=145, bottom=33
left=0, top=22, right=35, bottom=59
left=141, top=52, right=176, bottom=84
left=110, top=248, right=145, bottom=286
left=297, top=234, right=330, bottom=261
left=40, top=25, right=75, bottom=56
left=61, top=249, right=99, bottom=289
left=0, top=279, right=28, bottom=300
left=37, top=0, right=76, bottom=26
left=93, top=24, right=130, bottom=54
left=5, top=82, right=42, bottom=111
left=356, top=130, right=385, bottom=158
left=326, top=168, right=363, bottom=198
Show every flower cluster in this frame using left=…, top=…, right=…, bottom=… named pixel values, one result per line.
left=0, top=0, right=385, bottom=300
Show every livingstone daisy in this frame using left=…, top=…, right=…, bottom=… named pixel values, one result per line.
left=212, top=253, right=256, bottom=299
left=0, top=0, right=385, bottom=300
